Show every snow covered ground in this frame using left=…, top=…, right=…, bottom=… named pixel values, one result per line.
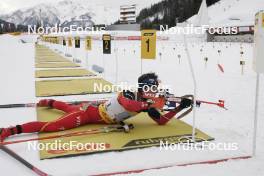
left=188, top=0, right=264, bottom=26
left=0, top=33, right=264, bottom=176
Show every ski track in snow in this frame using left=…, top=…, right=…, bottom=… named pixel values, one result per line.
left=0, top=34, right=264, bottom=176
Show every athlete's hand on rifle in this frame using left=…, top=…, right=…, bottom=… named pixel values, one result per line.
left=179, top=98, right=192, bottom=109
left=147, top=97, right=166, bottom=109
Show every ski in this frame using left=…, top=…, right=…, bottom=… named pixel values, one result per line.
left=0, top=124, right=133, bottom=176
left=0, top=145, right=50, bottom=176
left=92, top=155, right=252, bottom=176
left=1, top=124, right=134, bottom=146
left=0, top=99, right=110, bottom=109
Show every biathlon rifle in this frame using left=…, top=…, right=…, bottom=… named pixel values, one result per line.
left=146, top=91, right=228, bottom=111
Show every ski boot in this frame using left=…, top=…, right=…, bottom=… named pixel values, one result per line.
left=0, top=125, right=23, bottom=142
left=0, top=128, right=9, bottom=142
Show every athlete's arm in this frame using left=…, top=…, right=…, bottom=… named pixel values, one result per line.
left=147, top=107, right=182, bottom=125
left=117, top=91, right=149, bottom=112
left=148, top=98, right=192, bottom=125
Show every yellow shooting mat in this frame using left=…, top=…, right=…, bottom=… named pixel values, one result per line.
left=35, top=50, right=59, bottom=55
left=35, top=55, right=67, bottom=58
left=35, top=58, right=70, bottom=63
left=36, top=53, right=60, bottom=56
left=35, top=62, right=80, bottom=68
left=37, top=107, right=214, bottom=159
left=35, top=52, right=65, bottom=56
left=36, top=52, right=63, bottom=56
left=35, top=54, right=70, bottom=62
left=35, top=45, right=67, bottom=60
left=35, top=78, right=113, bottom=97
left=35, top=69, right=96, bottom=78
left=35, top=47, right=50, bottom=51
left=35, top=61, right=72, bottom=64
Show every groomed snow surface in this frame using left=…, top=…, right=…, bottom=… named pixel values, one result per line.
left=188, top=0, right=264, bottom=27
left=0, top=34, right=264, bottom=176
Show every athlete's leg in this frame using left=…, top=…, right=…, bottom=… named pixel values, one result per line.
left=52, top=101, right=80, bottom=113
left=82, top=105, right=106, bottom=124
left=1, top=105, right=107, bottom=141
left=38, top=99, right=80, bottom=113
left=0, top=111, right=83, bottom=141
left=23, top=106, right=107, bottom=133
left=30, top=110, right=85, bottom=132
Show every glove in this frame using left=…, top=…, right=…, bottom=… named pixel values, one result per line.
left=122, top=90, right=136, bottom=100
left=147, top=107, right=161, bottom=119
left=179, top=98, right=192, bottom=109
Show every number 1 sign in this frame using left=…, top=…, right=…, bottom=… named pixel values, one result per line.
left=141, top=30, right=156, bottom=59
